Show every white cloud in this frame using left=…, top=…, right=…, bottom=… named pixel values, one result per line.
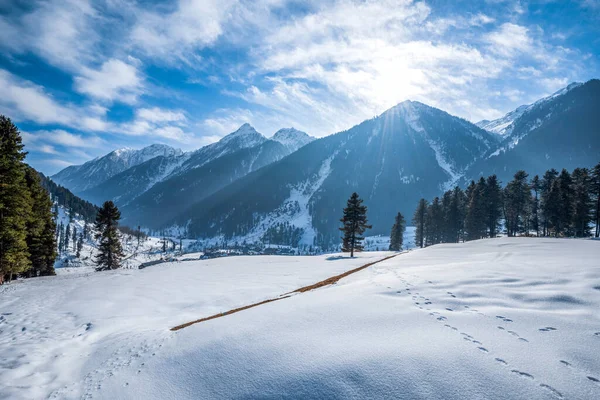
left=0, top=69, right=109, bottom=130
left=119, top=106, right=192, bottom=142
left=36, top=129, right=105, bottom=149
left=485, top=23, right=533, bottom=57
left=136, top=107, right=187, bottom=123
left=129, top=0, right=236, bottom=64
left=74, top=59, right=143, bottom=104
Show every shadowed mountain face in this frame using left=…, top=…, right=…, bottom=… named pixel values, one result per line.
left=51, top=80, right=600, bottom=248
left=466, top=79, right=600, bottom=184
left=176, top=101, right=497, bottom=248
left=52, top=144, right=183, bottom=194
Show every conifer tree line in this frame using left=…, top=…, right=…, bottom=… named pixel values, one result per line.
left=412, top=163, right=600, bottom=248
left=0, top=116, right=57, bottom=282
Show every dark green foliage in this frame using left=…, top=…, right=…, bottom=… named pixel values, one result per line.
left=425, top=197, right=443, bottom=245
left=540, top=169, right=559, bottom=236
left=530, top=175, right=540, bottom=236
left=0, top=116, right=32, bottom=282
left=389, top=212, right=406, bottom=251
left=593, top=162, right=600, bottom=237
left=465, top=178, right=487, bottom=240
left=339, top=192, right=371, bottom=257
left=485, top=175, right=503, bottom=238
left=571, top=168, right=592, bottom=237
left=94, top=201, right=124, bottom=271
left=65, top=224, right=71, bottom=252
left=76, top=234, right=83, bottom=258
left=412, top=198, right=428, bottom=248
left=24, top=167, right=56, bottom=277
left=414, top=163, right=599, bottom=245
left=262, top=222, right=304, bottom=247
left=504, top=171, right=530, bottom=237
left=38, top=174, right=98, bottom=222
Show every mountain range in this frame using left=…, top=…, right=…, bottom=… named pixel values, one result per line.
left=51, top=79, right=600, bottom=249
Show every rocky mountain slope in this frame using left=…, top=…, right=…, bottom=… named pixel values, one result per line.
left=173, top=101, right=497, bottom=249
left=52, top=144, right=183, bottom=194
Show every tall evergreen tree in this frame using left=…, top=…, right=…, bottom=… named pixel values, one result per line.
left=0, top=116, right=32, bottom=282
left=530, top=175, right=540, bottom=236
left=425, top=197, right=443, bottom=245
left=24, top=167, right=56, bottom=277
left=571, top=168, right=592, bottom=237
left=540, top=169, right=559, bottom=236
left=412, top=198, right=428, bottom=248
left=72, top=227, right=77, bottom=251
left=593, top=162, right=600, bottom=238
left=94, top=201, right=124, bottom=270
left=484, top=175, right=503, bottom=238
left=504, top=171, right=530, bottom=237
left=389, top=212, right=406, bottom=251
left=465, top=178, right=487, bottom=241
left=76, top=234, right=83, bottom=258
left=65, top=224, right=71, bottom=252
left=339, top=193, right=371, bottom=257
left=557, top=169, right=574, bottom=236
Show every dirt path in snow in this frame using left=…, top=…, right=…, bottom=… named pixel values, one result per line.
left=170, top=253, right=401, bottom=331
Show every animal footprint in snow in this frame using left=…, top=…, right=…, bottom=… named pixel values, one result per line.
left=477, top=347, right=489, bottom=353
left=540, top=384, right=563, bottom=398
left=507, top=330, right=519, bottom=336
left=594, top=332, right=600, bottom=337
left=559, top=360, right=571, bottom=367
left=518, top=338, right=529, bottom=342
left=539, top=327, right=557, bottom=332
left=588, top=376, right=600, bottom=384
left=495, top=358, right=508, bottom=365
left=436, top=316, right=447, bottom=321
left=511, top=370, right=534, bottom=379
left=445, top=308, right=453, bottom=312
left=497, top=326, right=505, bottom=330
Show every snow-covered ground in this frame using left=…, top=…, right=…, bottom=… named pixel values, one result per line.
left=1, top=238, right=600, bottom=399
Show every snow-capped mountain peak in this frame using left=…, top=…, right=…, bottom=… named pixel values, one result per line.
left=271, top=128, right=314, bottom=152
left=478, top=82, right=583, bottom=136
left=219, top=123, right=265, bottom=146
left=52, top=144, right=183, bottom=194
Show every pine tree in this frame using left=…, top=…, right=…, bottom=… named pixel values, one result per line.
left=65, top=224, right=71, bottom=252
left=484, top=175, right=503, bottom=238
left=557, top=169, right=574, bottom=236
left=0, top=116, right=32, bottom=282
left=72, top=227, right=77, bottom=251
left=546, top=179, right=562, bottom=237
left=389, top=212, right=406, bottom=251
left=530, top=175, right=540, bottom=236
left=465, top=178, right=487, bottom=241
left=76, top=234, right=83, bottom=258
left=24, top=167, right=56, bottom=277
left=540, top=169, right=559, bottom=236
left=504, top=171, right=530, bottom=237
left=412, top=198, right=428, bottom=248
left=425, top=197, right=443, bottom=245
left=94, top=201, right=124, bottom=271
left=339, top=192, right=371, bottom=257
left=571, top=168, right=592, bottom=237
left=593, top=162, right=600, bottom=238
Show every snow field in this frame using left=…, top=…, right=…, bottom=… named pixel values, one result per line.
left=0, top=252, right=391, bottom=399
left=2, top=238, right=599, bottom=399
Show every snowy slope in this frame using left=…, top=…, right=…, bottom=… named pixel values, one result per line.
left=52, top=144, right=183, bottom=194
left=271, top=128, right=315, bottom=153
left=477, top=82, right=583, bottom=136
left=2, top=238, right=599, bottom=399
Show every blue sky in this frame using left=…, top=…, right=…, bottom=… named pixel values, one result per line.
left=0, top=0, right=598, bottom=174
